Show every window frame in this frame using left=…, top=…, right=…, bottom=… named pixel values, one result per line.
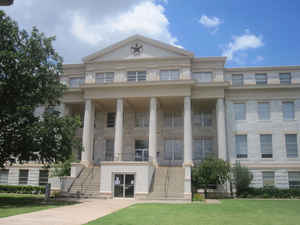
left=193, top=137, right=213, bottom=160
left=232, top=74, right=244, bottom=86
left=39, top=170, right=49, bottom=186
left=95, top=72, right=114, bottom=83
left=127, top=71, right=147, bottom=82
left=262, top=171, right=275, bottom=187
left=105, top=139, right=114, bottom=161
left=255, top=73, right=268, bottom=85
left=135, top=140, right=149, bottom=161
left=0, top=169, right=9, bottom=185
left=164, top=139, right=183, bottom=161
left=192, top=72, right=213, bottom=83
left=235, top=135, right=248, bottom=158
left=69, top=76, right=85, bottom=88
left=19, top=169, right=29, bottom=185
left=160, top=70, right=180, bottom=81
left=260, top=134, right=273, bottom=158
left=135, top=112, right=149, bottom=128
left=193, top=111, right=212, bottom=127
left=164, top=112, right=183, bottom=128
left=282, top=101, right=295, bottom=120
left=107, top=112, right=116, bottom=128
left=257, top=102, right=271, bottom=120
left=285, top=134, right=298, bottom=158
left=288, top=171, right=300, bottom=189
left=234, top=103, right=246, bottom=120
left=279, top=73, right=291, bottom=85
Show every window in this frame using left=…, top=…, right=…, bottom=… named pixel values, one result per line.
left=255, top=74, right=267, bottom=85
left=232, top=74, right=244, bottom=86
left=258, top=102, right=270, bottom=120
left=96, top=72, right=114, bottom=83
left=234, top=103, right=246, bottom=120
left=286, top=134, right=298, bottom=158
left=164, top=112, right=182, bottom=128
left=19, top=169, right=29, bottom=185
left=39, top=170, right=49, bottom=186
left=105, top=139, right=114, bottom=161
left=193, top=137, right=213, bottom=160
left=235, top=135, right=248, bottom=158
left=135, top=140, right=149, bottom=161
left=107, top=112, right=116, bottom=128
left=262, top=171, right=275, bottom=187
left=160, top=70, right=180, bottom=80
left=192, top=72, right=212, bottom=83
left=288, top=172, right=300, bottom=189
left=127, top=71, right=146, bottom=82
left=69, top=77, right=84, bottom=88
left=279, top=73, right=291, bottom=84
left=135, top=112, right=149, bottom=128
left=164, top=139, right=183, bottom=160
left=0, top=169, right=8, bottom=185
left=283, top=102, right=295, bottom=120
left=260, top=134, right=273, bottom=158
left=193, top=111, right=212, bottom=127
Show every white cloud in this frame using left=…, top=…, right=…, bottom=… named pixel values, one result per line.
left=199, top=15, right=222, bottom=28
left=3, top=0, right=179, bottom=63
left=255, top=55, right=264, bottom=63
left=222, top=30, right=264, bottom=61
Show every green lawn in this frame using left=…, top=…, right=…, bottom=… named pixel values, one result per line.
left=0, top=193, right=78, bottom=218
left=86, top=200, right=300, bottom=225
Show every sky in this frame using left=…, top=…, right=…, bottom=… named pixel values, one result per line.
left=1, top=0, right=300, bottom=67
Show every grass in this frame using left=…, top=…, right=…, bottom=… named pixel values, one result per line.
left=86, top=199, right=300, bottom=225
left=0, top=193, right=78, bottom=218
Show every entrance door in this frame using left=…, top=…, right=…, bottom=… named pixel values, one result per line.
left=114, top=174, right=135, bottom=198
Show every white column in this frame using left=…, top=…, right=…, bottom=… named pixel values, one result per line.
left=216, top=98, right=227, bottom=160
left=114, top=99, right=124, bottom=161
left=82, top=99, right=95, bottom=166
left=184, top=96, right=193, bottom=165
left=148, top=97, right=157, bottom=164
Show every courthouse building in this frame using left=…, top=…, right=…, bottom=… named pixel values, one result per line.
left=1, top=35, right=300, bottom=200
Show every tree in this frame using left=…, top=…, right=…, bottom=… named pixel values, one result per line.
left=0, top=10, right=80, bottom=167
left=231, top=162, right=253, bottom=196
left=192, top=157, right=231, bottom=198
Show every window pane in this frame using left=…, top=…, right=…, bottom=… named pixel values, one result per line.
left=260, top=134, right=273, bottom=158
left=234, top=103, right=246, bottom=120
left=258, top=103, right=270, bottom=120
left=0, top=170, right=9, bottom=185
left=286, top=134, right=298, bottom=158
left=160, top=70, right=180, bottom=80
left=193, top=137, right=213, bottom=160
left=263, top=171, right=275, bottom=187
left=107, top=112, right=116, bottom=128
left=96, top=72, right=114, bottom=83
left=164, top=139, right=183, bottom=160
left=137, top=71, right=147, bottom=81
left=164, top=112, right=182, bottom=128
left=19, top=169, right=29, bottom=185
left=288, top=172, right=300, bottom=189
left=193, top=72, right=212, bottom=83
left=193, top=112, right=212, bottom=127
left=105, top=139, right=114, bottom=161
left=69, top=77, right=84, bottom=87
left=135, top=112, right=149, bottom=128
left=280, top=73, right=291, bottom=84
left=232, top=74, right=244, bottom=86
left=235, top=135, right=248, bottom=158
left=39, top=170, right=49, bottom=186
left=256, top=74, right=267, bottom=85
left=283, top=102, right=295, bottom=120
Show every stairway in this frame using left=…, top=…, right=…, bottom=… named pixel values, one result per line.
left=68, top=167, right=101, bottom=198
left=147, top=167, right=185, bottom=200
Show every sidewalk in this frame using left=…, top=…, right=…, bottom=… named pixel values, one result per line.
left=0, top=199, right=135, bottom=225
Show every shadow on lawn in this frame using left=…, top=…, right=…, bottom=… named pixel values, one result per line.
left=0, top=195, right=79, bottom=209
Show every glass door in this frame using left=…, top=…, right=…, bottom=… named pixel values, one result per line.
left=114, top=174, right=135, bottom=198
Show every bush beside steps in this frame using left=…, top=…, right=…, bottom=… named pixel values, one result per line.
left=0, top=185, right=45, bottom=194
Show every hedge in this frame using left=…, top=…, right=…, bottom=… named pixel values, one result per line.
left=0, top=185, right=45, bottom=194
left=238, top=186, right=300, bottom=198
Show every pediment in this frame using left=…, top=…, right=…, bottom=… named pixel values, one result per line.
left=82, top=35, right=193, bottom=63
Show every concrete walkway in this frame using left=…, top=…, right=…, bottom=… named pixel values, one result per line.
left=0, top=199, right=135, bottom=225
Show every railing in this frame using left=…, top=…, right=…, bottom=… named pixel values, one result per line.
left=101, top=152, right=154, bottom=163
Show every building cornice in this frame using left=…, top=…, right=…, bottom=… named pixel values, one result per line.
left=227, top=84, right=300, bottom=90
left=225, top=65, right=300, bottom=72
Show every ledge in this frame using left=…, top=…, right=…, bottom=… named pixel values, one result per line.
left=100, top=161, right=151, bottom=166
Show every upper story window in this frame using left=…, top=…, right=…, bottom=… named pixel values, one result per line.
left=255, top=73, right=267, bottom=85
left=285, top=134, right=298, bottom=158
left=260, top=134, right=273, bottom=158
left=282, top=101, right=295, bottom=120
left=193, top=111, right=212, bottom=127
left=258, top=102, right=270, bottom=120
left=164, top=112, right=182, bottom=128
left=164, top=139, right=183, bottom=160
left=192, top=72, right=212, bottom=83
left=69, top=77, right=84, bottom=88
left=235, top=135, right=248, bottom=158
left=105, top=139, right=114, bottom=161
left=127, top=71, right=146, bottom=82
left=234, top=103, right=246, bottom=120
left=279, top=73, right=291, bottom=84
left=160, top=70, right=180, bottom=81
left=232, top=74, right=244, bottom=86
left=96, top=72, right=114, bottom=83
left=107, top=112, right=116, bottom=128
left=135, top=112, right=149, bottom=128
left=135, top=140, right=149, bottom=161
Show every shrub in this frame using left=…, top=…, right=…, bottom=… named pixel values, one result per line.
left=193, top=193, right=205, bottom=201
left=238, top=186, right=300, bottom=198
left=232, top=162, right=253, bottom=195
left=0, top=185, right=45, bottom=194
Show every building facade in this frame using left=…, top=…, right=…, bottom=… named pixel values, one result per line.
left=1, top=35, right=300, bottom=199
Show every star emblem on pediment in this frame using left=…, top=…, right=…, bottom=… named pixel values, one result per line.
left=130, top=43, right=143, bottom=56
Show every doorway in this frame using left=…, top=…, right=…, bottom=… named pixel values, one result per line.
left=113, top=174, right=135, bottom=198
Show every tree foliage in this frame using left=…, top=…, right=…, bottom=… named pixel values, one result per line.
left=231, top=162, right=253, bottom=195
left=192, top=157, right=231, bottom=197
left=0, top=10, right=80, bottom=167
